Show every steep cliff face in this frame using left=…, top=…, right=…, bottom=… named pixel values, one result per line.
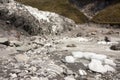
left=0, top=0, right=76, bottom=35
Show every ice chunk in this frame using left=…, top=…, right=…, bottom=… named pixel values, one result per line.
left=91, top=54, right=107, bottom=61
left=78, top=37, right=89, bottom=42
left=79, top=69, right=87, bottom=76
left=104, top=59, right=116, bottom=66
left=72, top=51, right=84, bottom=58
left=88, top=59, right=107, bottom=73
left=104, top=65, right=115, bottom=72
left=65, top=56, right=75, bottom=63
left=83, top=52, right=96, bottom=60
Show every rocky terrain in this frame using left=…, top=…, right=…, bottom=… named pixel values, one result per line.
left=0, top=0, right=120, bottom=80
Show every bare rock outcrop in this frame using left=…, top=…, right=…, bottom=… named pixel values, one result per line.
left=0, top=0, right=76, bottom=35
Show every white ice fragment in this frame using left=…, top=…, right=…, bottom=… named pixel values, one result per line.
left=88, top=59, right=107, bottom=73
left=91, top=54, right=107, bottom=61
left=65, top=56, right=75, bottom=63
left=72, top=51, right=84, bottom=58
left=10, top=73, right=17, bottom=78
left=104, top=59, right=116, bottom=66
left=78, top=37, right=89, bottom=42
left=79, top=69, right=87, bottom=76
left=97, top=41, right=107, bottom=45
left=83, top=52, right=96, bottom=60
left=25, top=6, right=50, bottom=22
left=104, top=65, right=115, bottom=72
left=98, top=41, right=118, bottom=45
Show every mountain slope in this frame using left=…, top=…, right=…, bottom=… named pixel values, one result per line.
left=92, top=3, right=120, bottom=24
left=15, top=0, right=88, bottom=24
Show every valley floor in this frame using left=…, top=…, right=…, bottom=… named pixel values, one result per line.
left=0, top=19, right=120, bottom=80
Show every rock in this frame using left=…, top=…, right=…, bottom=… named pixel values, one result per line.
left=66, top=44, right=76, bottom=47
left=9, top=73, right=17, bottom=78
left=110, top=42, right=120, bottom=51
left=104, top=59, right=116, bottom=66
left=104, top=65, right=115, bottom=72
left=39, top=77, right=48, bottom=80
left=29, top=66, right=37, bottom=72
left=31, top=76, right=39, bottom=80
left=66, top=69, right=74, bottom=75
left=64, top=76, right=76, bottom=80
left=18, top=72, right=27, bottom=77
left=10, top=40, right=23, bottom=47
left=65, top=56, right=75, bottom=63
left=0, top=0, right=10, bottom=3
left=88, top=59, right=107, bottom=73
left=15, top=54, right=29, bottom=63
left=72, top=51, right=83, bottom=58
left=66, top=63, right=87, bottom=72
left=6, top=47, right=18, bottom=54
left=16, top=45, right=32, bottom=52
left=104, top=36, right=110, bottom=42
left=0, top=37, right=9, bottom=46
left=76, top=33, right=82, bottom=37
left=79, top=69, right=87, bottom=76
left=11, top=69, right=21, bottom=73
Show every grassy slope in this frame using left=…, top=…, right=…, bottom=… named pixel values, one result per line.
left=15, top=0, right=88, bottom=24
left=92, top=3, right=120, bottom=24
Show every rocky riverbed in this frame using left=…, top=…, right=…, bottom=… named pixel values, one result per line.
left=0, top=24, right=120, bottom=80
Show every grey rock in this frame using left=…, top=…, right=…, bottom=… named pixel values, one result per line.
left=10, top=40, right=23, bottom=47
left=0, top=0, right=10, bottom=3
left=64, top=76, right=76, bottom=80
left=15, top=54, right=29, bottom=63
left=0, top=37, right=9, bottom=46
left=16, top=45, right=32, bottom=52
left=110, top=42, right=120, bottom=50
